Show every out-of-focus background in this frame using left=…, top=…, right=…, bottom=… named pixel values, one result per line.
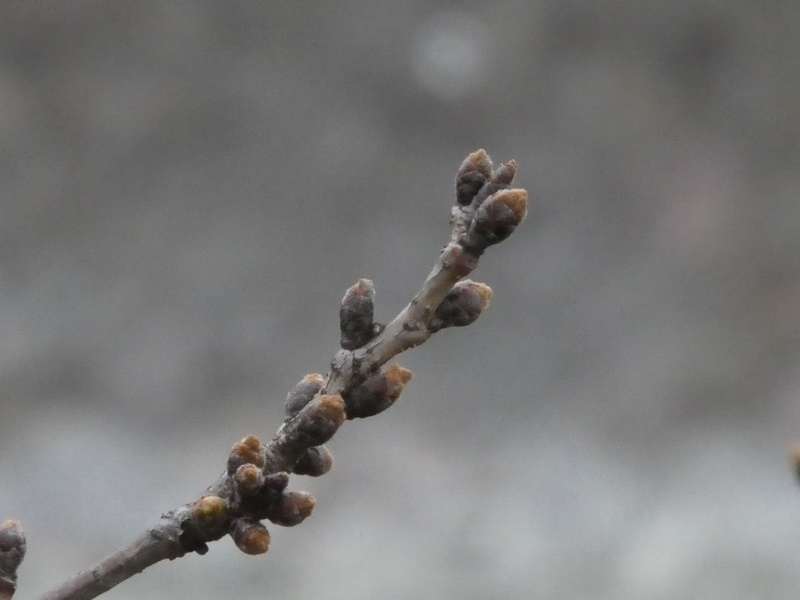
left=1, top=2, right=799, bottom=598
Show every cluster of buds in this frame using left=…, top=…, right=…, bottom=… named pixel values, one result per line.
left=282, top=394, right=346, bottom=451
left=282, top=372, right=343, bottom=476
left=181, top=432, right=325, bottom=557
left=179, top=150, right=526, bottom=563
left=454, top=149, right=528, bottom=256
left=0, top=151, right=528, bottom=600
left=178, top=150, right=526, bottom=563
left=278, top=383, right=346, bottom=478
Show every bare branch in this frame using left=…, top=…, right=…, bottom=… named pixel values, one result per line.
left=38, top=517, right=186, bottom=600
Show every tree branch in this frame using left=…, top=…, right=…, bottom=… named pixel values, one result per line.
left=22, top=149, right=528, bottom=600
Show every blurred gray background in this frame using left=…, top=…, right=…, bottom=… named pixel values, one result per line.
left=1, top=1, right=799, bottom=599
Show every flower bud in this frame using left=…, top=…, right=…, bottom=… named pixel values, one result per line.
left=463, top=188, right=528, bottom=252
left=455, top=149, right=493, bottom=206
left=293, top=445, right=334, bottom=477
left=285, top=373, right=324, bottom=418
left=231, top=517, right=270, bottom=555
left=340, top=279, right=380, bottom=350
left=233, top=463, right=266, bottom=497
left=268, top=491, right=316, bottom=527
left=227, top=435, right=266, bottom=476
left=430, top=280, right=493, bottom=332
left=294, top=394, right=346, bottom=446
left=491, top=160, right=517, bottom=185
left=191, top=495, right=229, bottom=532
left=344, top=364, right=413, bottom=419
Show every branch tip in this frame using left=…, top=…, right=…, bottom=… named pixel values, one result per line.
left=491, top=160, right=517, bottom=185
left=494, top=188, right=528, bottom=222
left=456, top=149, right=494, bottom=206
left=462, top=188, right=528, bottom=253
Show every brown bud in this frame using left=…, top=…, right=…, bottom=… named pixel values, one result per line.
left=233, top=463, right=266, bottom=497
left=340, top=279, right=380, bottom=350
left=455, top=149, right=493, bottom=206
left=191, top=495, right=229, bottom=532
left=344, top=364, right=413, bottom=419
left=463, top=188, right=528, bottom=252
left=285, top=373, right=325, bottom=418
left=294, top=445, right=334, bottom=477
left=231, top=517, right=270, bottom=555
left=294, top=394, right=346, bottom=446
left=228, top=435, right=267, bottom=475
left=268, top=491, right=316, bottom=527
left=491, top=160, right=517, bottom=185
left=430, top=280, right=493, bottom=332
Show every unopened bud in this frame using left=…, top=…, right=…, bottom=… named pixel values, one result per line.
left=340, top=279, right=379, bottom=350
left=430, top=280, right=493, bottom=332
left=294, top=445, right=334, bottom=477
left=455, top=149, right=493, bottom=206
left=285, top=373, right=325, bottom=418
left=491, top=160, right=517, bottom=185
left=231, top=517, right=270, bottom=555
left=344, top=364, right=413, bottom=419
left=268, top=491, right=316, bottom=527
left=464, top=188, right=528, bottom=252
left=233, top=463, right=266, bottom=497
left=294, top=394, right=346, bottom=446
left=191, top=495, right=229, bottom=532
left=228, top=435, right=266, bottom=475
